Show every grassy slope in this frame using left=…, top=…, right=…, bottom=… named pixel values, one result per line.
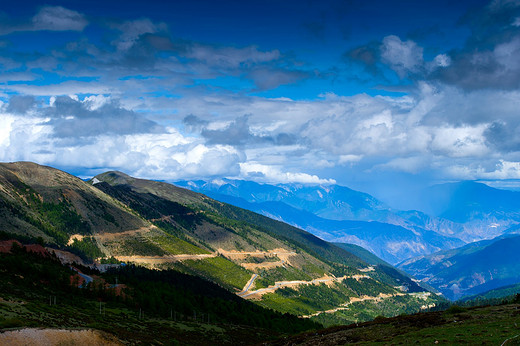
left=269, top=303, right=520, bottom=345
left=0, top=243, right=320, bottom=345
left=0, top=162, right=443, bottom=327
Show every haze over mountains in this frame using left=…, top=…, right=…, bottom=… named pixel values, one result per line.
left=2, top=160, right=520, bottom=305
left=177, top=178, right=520, bottom=300
left=0, top=161, right=442, bottom=328
left=399, top=232, right=520, bottom=300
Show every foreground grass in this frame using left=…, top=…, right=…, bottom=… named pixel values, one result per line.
left=0, top=297, right=280, bottom=345
left=0, top=243, right=320, bottom=345
left=268, top=304, right=520, bottom=345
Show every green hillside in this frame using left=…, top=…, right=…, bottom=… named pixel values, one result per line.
left=0, top=239, right=318, bottom=345
left=269, top=301, right=520, bottom=345
left=0, top=162, right=443, bottom=328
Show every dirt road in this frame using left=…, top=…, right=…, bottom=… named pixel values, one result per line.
left=240, top=274, right=369, bottom=299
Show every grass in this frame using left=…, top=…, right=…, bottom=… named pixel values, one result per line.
left=311, top=294, right=445, bottom=327
left=0, top=245, right=321, bottom=345
left=256, top=266, right=314, bottom=285
left=272, top=303, right=520, bottom=345
left=149, top=231, right=208, bottom=255
left=258, top=292, right=318, bottom=316
left=170, top=256, right=252, bottom=290
left=117, top=236, right=167, bottom=256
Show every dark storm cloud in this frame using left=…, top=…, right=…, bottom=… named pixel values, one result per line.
left=485, top=121, right=520, bottom=152
left=44, top=96, right=163, bottom=138
left=6, top=95, right=36, bottom=114
left=183, top=114, right=208, bottom=132
left=343, top=1, right=520, bottom=90
left=429, top=0, right=520, bottom=90
left=0, top=5, right=316, bottom=96
left=247, top=68, right=309, bottom=91
left=199, top=114, right=296, bottom=147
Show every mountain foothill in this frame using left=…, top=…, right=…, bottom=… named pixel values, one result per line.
left=1, top=161, right=520, bottom=344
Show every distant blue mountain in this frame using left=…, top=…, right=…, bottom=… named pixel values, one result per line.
left=419, top=181, right=520, bottom=221
left=414, top=181, right=520, bottom=241
left=177, top=179, right=520, bottom=298
left=398, top=232, right=520, bottom=300
left=177, top=179, right=390, bottom=221
left=176, top=180, right=464, bottom=264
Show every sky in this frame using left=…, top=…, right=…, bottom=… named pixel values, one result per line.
left=1, top=0, right=520, bottom=205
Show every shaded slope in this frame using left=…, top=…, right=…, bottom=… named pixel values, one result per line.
left=93, top=170, right=443, bottom=323
left=399, top=234, right=520, bottom=300
left=177, top=181, right=465, bottom=264
left=0, top=162, right=442, bottom=326
left=0, top=240, right=320, bottom=345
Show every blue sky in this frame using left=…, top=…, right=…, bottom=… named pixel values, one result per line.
left=1, top=0, right=520, bottom=205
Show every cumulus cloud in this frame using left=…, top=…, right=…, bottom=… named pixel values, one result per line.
left=5, top=95, right=36, bottom=114
left=240, top=162, right=336, bottom=184
left=0, top=102, right=244, bottom=181
left=168, top=83, right=520, bottom=182
left=380, top=35, right=424, bottom=78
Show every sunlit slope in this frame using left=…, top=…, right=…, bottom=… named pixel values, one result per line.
left=93, top=170, right=444, bottom=324
left=0, top=162, right=148, bottom=258
left=0, top=162, right=442, bottom=325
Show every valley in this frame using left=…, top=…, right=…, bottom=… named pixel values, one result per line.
left=2, top=161, right=520, bottom=344
left=179, top=178, right=520, bottom=303
left=3, top=1, right=520, bottom=344
left=0, top=162, right=442, bottom=333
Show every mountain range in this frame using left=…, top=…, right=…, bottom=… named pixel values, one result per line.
left=0, top=161, right=442, bottom=328
left=176, top=179, right=520, bottom=300
left=175, top=179, right=468, bottom=264
left=398, top=231, right=520, bottom=300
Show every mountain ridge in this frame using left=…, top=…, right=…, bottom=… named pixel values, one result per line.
left=176, top=179, right=466, bottom=264
left=398, top=232, right=520, bottom=300
left=0, top=161, right=442, bottom=326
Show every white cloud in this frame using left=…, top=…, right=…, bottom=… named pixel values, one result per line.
left=480, top=160, right=520, bottom=179
left=0, top=109, right=244, bottom=181
left=339, top=154, right=363, bottom=165
left=240, top=162, right=336, bottom=184
left=430, top=125, right=489, bottom=158
left=380, top=35, right=424, bottom=77
left=431, top=54, right=451, bottom=68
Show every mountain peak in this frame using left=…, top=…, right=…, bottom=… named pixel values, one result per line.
left=93, top=171, right=134, bottom=186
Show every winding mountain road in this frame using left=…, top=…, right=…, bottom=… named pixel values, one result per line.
left=240, top=274, right=369, bottom=299
left=238, top=274, right=258, bottom=296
